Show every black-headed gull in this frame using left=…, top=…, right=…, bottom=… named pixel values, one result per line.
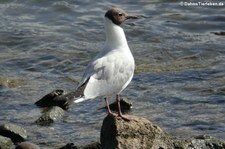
left=61, top=7, right=137, bottom=120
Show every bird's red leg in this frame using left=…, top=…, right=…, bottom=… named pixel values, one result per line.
left=116, top=95, right=130, bottom=121
left=104, top=97, right=114, bottom=115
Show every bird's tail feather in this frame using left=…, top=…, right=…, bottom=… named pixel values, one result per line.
left=74, top=97, right=86, bottom=103
left=62, top=77, right=89, bottom=105
left=73, top=77, right=89, bottom=103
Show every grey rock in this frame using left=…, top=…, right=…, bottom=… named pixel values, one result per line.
left=173, top=135, right=225, bottom=149
left=100, top=114, right=173, bottom=149
left=0, top=135, right=14, bottom=149
left=14, top=142, right=40, bottom=149
left=35, top=106, right=65, bottom=125
left=0, top=123, right=27, bottom=144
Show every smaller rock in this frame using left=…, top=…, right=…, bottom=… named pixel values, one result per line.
left=14, top=142, right=40, bottom=149
left=212, top=31, right=225, bottom=36
left=0, top=135, right=14, bottom=149
left=35, top=89, right=78, bottom=110
left=0, top=123, right=27, bottom=144
left=101, top=97, right=132, bottom=112
left=35, top=89, right=66, bottom=108
left=35, top=106, right=65, bottom=126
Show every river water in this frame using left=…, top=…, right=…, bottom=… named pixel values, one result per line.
left=0, top=0, right=225, bottom=148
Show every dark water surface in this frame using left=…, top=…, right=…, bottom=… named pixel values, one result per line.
left=0, top=0, right=225, bottom=148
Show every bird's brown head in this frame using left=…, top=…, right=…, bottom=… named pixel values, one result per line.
left=105, top=7, right=138, bottom=26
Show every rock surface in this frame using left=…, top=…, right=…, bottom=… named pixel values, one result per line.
left=35, top=106, right=65, bottom=125
left=0, top=123, right=27, bottom=144
left=100, top=114, right=173, bottom=149
left=0, top=135, right=13, bottom=149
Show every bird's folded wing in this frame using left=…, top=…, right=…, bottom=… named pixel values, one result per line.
left=77, top=52, right=134, bottom=99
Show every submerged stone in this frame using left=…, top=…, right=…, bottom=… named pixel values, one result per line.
left=0, top=123, right=27, bottom=144
left=35, top=106, right=65, bottom=126
left=0, top=135, right=14, bottom=149
left=0, top=76, right=25, bottom=88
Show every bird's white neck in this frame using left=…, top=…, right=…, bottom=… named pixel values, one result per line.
left=104, top=17, right=128, bottom=49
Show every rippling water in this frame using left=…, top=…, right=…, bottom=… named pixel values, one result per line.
left=0, top=0, right=225, bottom=148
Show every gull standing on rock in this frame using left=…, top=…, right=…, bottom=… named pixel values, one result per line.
left=62, top=7, right=137, bottom=120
